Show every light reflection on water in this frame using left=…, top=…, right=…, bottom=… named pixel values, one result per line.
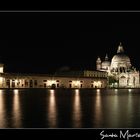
left=115, top=89, right=118, bottom=93
left=0, top=89, right=140, bottom=128
left=72, top=89, right=81, bottom=127
left=0, top=90, right=7, bottom=127
left=128, top=89, right=132, bottom=92
left=12, top=89, right=22, bottom=127
left=107, top=90, right=119, bottom=127
left=94, top=89, right=102, bottom=127
left=127, top=92, right=132, bottom=126
left=48, top=89, right=57, bottom=127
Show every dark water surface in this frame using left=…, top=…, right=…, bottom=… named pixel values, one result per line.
left=0, top=88, right=140, bottom=128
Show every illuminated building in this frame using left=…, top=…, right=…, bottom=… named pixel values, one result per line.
left=1, top=42, right=137, bottom=89
left=96, top=42, right=140, bottom=88
left=0, top=63, right=107, bottom=88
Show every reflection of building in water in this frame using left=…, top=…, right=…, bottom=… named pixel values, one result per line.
left=127, top=91, right=132, bottom=126
left=0, top=90, right=7, bottom=127
left=97, top=42, right=139, bottom=88
left=72, top=89, right=81, bottom=127
left=48, top=89, right=57, bottom=127
left=110, top=93, right=119, bottom=127
left=12, top=89, right=22, bottom=127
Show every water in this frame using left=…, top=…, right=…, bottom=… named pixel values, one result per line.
left=0, top=88, right=140, bottom=128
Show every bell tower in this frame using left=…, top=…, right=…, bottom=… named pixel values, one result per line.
left=96, top=57, right=101, bottom=70
left=0, top=63, right=4, bottom=73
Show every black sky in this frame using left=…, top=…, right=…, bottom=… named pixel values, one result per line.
left=0, top=12, right=140, bottom=74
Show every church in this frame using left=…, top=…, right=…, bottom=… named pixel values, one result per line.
left=96, top=42, right=140, bottom=88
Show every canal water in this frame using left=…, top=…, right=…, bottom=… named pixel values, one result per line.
left=0, top=88, right=140, bottom=128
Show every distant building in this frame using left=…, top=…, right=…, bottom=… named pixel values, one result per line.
left=96, top=42, right=140, bottom=88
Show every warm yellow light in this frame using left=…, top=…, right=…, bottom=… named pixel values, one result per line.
left=72, top=81, right=80, bottom=87
left=0, top=89, right=3, bottom=94
left=0, top=88, right=5, bottom=127
left=128, top=89, right=132, bottom=92
left=97, top=89, right=100, bottom=93
left=0, top=67, right=3, bottom=73
left=0, top=77, right=3, bottom=83
left=50, top=89, right=55, bottom=94
left=47, top=80, right=56, bottom=86
left=73, top=88, right=81, bottom=127
left=128, top=82, right=132, bottom=86
left=0, top=77, right=3, bottom=88
left=93, top=81, right=102, bottom=88
left=14, top=89, right=19, bottom=94
left=75, top=89, right=79, bottom=94
left=48, top=88, right=57, bottom=127
left=115, top=89, right=118, bottom=92
left=13, top=88, right=21, bottom=127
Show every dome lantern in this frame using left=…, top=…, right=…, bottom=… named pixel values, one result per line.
left=105, top=54, right=108, bottom=61
left=117, top=42, right=124, bottom=53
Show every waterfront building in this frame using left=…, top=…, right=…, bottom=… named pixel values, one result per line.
left=0, top=65, right=107, bottom=88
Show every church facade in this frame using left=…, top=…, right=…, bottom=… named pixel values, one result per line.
left=96, top=43, right=140, bottom=88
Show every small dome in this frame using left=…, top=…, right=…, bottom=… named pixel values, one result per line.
left=96, top=57, right=101, bottom=63
left=102, top=61, right=110, bottom=66
left=102, top=61, right=110, bottom=69
left=101, top=54, right=110, bottom=69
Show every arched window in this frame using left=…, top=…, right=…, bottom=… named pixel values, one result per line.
left=120, top=76, right=126, bottom=79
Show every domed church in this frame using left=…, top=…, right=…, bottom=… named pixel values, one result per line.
left=96, top=42, right=140, bottom=88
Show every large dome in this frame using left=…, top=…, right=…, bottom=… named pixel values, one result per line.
left=111, top=43, right=131, bottom=69
left=112, top=53, right=130, bottom=62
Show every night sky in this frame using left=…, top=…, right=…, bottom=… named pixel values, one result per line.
left=0, top=12, right=140, bottom=74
